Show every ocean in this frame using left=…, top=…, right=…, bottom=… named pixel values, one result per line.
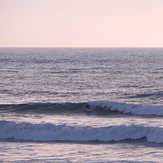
left=0, top=47, right=163, bottom=162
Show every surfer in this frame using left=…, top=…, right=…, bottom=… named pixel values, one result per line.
left=85, top=104, right=93, bottom=112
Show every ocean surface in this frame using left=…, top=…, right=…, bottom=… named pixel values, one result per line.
left=0, top=47, right=163, bottom=162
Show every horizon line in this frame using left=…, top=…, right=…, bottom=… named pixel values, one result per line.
left=0, top=47, right=163, bottom=48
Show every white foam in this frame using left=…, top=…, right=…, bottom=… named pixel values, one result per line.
left=88, top=101, right=163, bottom=116
left=1, top=120, right=163, bottom=143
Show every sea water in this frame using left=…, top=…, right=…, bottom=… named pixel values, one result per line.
left=0, top=48, right=163, bottom=162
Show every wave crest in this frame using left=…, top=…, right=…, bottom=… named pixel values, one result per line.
left=88, top=101, right=163, bottom=116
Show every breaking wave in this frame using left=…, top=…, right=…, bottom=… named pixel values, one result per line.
left=0, top=101, right=163, bottom=116
left=88, top=101, right=163, bottom=116
left=1, top=120, right=163, bottom=143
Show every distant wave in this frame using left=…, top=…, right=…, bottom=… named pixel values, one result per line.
left=0, top=101, right=163, bottom=116
left=1, top=120, right=163, bottom=143
left=128, top=91, right=163, bottom=98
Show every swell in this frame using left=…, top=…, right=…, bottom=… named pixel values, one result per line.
left=0, top=101, right=163, bottom=116
left=128, top=91, right=163, bottom=98
left=0, top=103, right=87, bottom=115
left=0, top=120, right=163, bottom=144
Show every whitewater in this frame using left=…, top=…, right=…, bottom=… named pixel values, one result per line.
left=0, top=48, right=163, bottom=162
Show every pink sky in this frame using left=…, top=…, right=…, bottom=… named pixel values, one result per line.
left=0, top=0, right=163, bottom=47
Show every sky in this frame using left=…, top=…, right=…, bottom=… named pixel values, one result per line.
left=0, top=0, right=163, bottom=47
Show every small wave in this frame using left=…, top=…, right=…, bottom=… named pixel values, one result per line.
left=128, top=91, right=163, bottom=98
left=1, top=120, right=163, bottom=143
left=88, top=101, right=163, bottom=116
